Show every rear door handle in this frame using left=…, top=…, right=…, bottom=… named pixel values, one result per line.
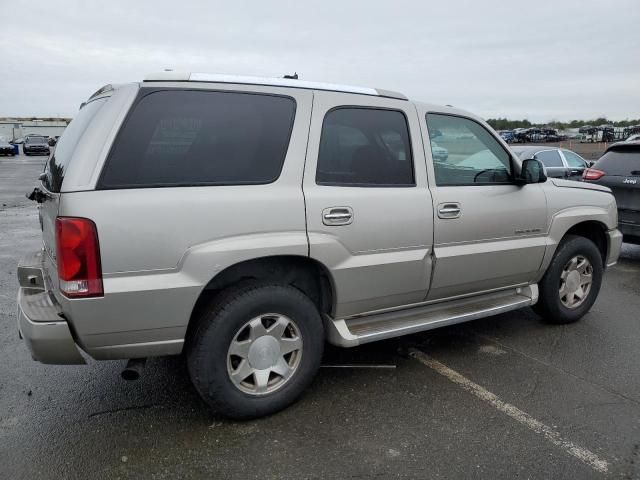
left=322, top=207, right=353, bottom=226
left=437, top=202, right=461, bottom=219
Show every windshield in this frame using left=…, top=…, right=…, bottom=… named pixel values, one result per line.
left=26, top=137, right=47, bottom=144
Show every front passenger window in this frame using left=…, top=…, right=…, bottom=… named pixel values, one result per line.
left=563, top=150, right=587, bottom=168
left=426, top=113, right=512, bottom=186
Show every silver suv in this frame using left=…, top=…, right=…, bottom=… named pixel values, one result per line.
left=17, top=72, right=623, bottom=419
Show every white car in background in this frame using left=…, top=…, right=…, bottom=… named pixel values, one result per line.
left=430, top=141, right=449, bottom=161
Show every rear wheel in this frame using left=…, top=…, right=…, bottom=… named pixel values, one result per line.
left=187, top=283, right=324, bottom=419
left=534, top=235, right=603, bottom=324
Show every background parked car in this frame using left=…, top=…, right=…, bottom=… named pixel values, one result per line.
left=430, top=140, right=449, bottom=161
left=22, top=136, right=50, bottom=156
left=0, top=138, right=16, bottom=156
left=583, top=141, right=640, bottom=244
left=498, top=130, right=515, bottom=143
left=511, top=146, right=592, bottom=180
left=541, top=128, right=565, bottom=142
left=626, top=134, right=640, bottom=142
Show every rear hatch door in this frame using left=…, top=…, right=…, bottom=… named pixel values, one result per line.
left=591, top=145, right=640, bottom=224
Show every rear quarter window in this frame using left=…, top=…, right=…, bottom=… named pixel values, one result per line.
left=98, top=89, right=296, bottom=189
left=43, top=98, right=107, bottom=192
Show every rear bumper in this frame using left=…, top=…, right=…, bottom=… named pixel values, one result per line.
left=23, top=148, right=49, bottom=154
left=16, top=252, right=85, bottom=365
left=605, top=228, right=623, bottom=267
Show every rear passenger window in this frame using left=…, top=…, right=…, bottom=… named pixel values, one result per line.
left=316, top=108, right=414, bottom=186
left=99, top=90, right=296, bottom=188
left=534, top=150, right=564, bottom=168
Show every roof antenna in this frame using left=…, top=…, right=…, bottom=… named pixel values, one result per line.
left=283, top=72, right=298, bottom=80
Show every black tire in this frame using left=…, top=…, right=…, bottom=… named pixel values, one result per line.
left=533, top=235, right=603, bottom=324
left=187, top=283, right=324, bottom=420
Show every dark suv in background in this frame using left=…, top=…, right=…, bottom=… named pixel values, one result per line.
left=23, top=136, right=50, bottom=156
left=584, top=142, right=640, bottom=243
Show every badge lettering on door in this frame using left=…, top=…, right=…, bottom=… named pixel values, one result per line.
left=623, top=178, right=637, bottom=184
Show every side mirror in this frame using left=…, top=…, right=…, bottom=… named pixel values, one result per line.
left=518, top=158, right=547, bottom=184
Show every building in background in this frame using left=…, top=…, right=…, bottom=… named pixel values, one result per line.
left=0, top=119, right=69, bottom=141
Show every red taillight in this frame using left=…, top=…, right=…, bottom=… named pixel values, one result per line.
left=55, top=217, right=103, bottom=298
left=583, top=168, right=605, bottom=181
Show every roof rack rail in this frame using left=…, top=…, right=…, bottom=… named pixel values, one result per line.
left=143, top=72, right=407, bottom=100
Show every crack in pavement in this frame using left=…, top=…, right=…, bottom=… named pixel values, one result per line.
left=88, top=404, right=160, bottom=418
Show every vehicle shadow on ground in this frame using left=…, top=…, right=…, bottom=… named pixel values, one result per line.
left=10, top=308, right=548, bottom=479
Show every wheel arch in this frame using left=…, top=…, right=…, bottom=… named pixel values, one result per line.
left=537, top=214, right=612, bottom=282
left=187, top=255, right=336, bottom=337
left=563, top=221, right=608, bottom=266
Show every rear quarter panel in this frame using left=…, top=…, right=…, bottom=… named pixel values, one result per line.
left=58, top=84, right=313, bottom=358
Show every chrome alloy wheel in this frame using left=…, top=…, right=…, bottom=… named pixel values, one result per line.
left=226, top=314, right=303, bottom=395
left=559, top=255, right=593, bottom=309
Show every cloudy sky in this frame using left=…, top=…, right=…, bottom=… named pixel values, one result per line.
left=1, top=0, right=638, bottom=122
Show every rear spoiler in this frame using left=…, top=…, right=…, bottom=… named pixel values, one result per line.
left=81, top=84, right=122, bottom=109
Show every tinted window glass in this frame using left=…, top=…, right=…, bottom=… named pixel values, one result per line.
left=100, top=90, right=296, bottom=188
left=43, top=97, right=107, bottom=192
left=562, top=150, right=586, bottom=168
left=535, top=150, right=564, bottom=168
left=426, top=114, right=511, bottom=186
left=27, top=136, right=47, bottom=144
left=316, top=108, right=414, bottom=186
left=594, top=150, right=640, bottom=175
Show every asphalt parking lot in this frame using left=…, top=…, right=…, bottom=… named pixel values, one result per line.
left=1, top=153, right=639, bottom=479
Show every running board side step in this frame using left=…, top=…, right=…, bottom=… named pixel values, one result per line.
left=325, top=285, right=538, bottom=347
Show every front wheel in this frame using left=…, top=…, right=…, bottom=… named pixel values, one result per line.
left=533, top=235, right=603, bottom=324
left=187, top=283, right=324, bottom=419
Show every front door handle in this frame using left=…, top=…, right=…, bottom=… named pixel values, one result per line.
left=437, top=202, right=461, bottom=219
left=322, top=207, right=353, bottom=226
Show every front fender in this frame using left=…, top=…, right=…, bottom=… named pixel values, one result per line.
left=534, top=204, right=617, bottom=282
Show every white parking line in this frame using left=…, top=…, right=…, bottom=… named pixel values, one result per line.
left=409, top=348, right=609, bottom=474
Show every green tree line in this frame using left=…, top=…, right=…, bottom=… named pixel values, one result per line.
left=487, top=118, right=640, bottom=130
